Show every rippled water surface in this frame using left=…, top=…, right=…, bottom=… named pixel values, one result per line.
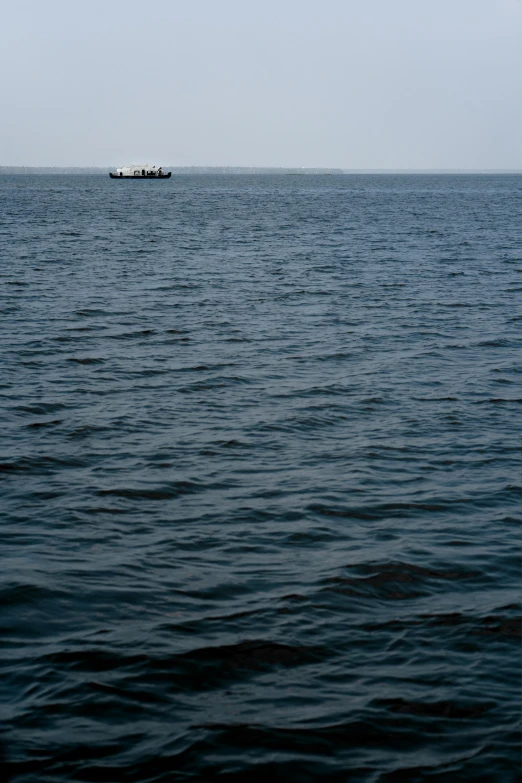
left=1, top=173, right=521, bottom=782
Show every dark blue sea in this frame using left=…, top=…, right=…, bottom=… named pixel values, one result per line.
left=1, top=173, right=521, bottom=782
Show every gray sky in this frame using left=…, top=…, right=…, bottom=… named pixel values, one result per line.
left=1, top=0, right=521, bottom=168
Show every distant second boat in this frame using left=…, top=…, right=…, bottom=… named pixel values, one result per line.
left=110, top=165, right=171, bottom=179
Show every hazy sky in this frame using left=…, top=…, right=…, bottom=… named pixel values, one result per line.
left=1, top=0, right=521, bottom=168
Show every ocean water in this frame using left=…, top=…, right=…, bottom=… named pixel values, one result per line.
left=0, top=173, right=520, bottom=782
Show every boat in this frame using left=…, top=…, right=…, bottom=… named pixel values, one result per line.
left=109, top=165, right=171, bottom=179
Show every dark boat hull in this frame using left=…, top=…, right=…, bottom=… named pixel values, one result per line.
left=109, top=172, right=171, bottom=179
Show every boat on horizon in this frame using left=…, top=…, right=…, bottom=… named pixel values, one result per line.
left=109, top=165, right=171, bottom=179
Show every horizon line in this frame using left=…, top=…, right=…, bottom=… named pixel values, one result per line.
left=1, top=165, right=521, bottom=174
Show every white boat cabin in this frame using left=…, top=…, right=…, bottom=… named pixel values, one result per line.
left=116, top=165, right=165, bottom=177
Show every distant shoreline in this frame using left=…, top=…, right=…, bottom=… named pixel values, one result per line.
left=0, top=166, right=520, bottom=176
